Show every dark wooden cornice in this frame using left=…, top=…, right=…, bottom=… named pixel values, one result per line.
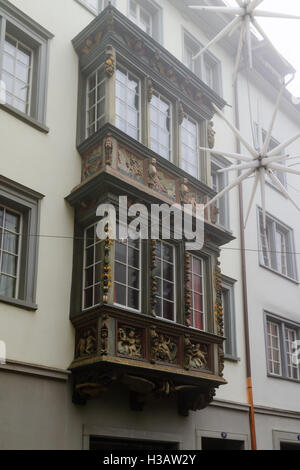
left=72, top=4, right=227, bottom=121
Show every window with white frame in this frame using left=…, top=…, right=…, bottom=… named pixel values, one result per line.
left=0, top=4, right=52, bottom=125
left=0, top=206, right=22, bottom=299
left=183, top=31, right=222, bottom=95
left=181, top=115, right=198, bottom=178
left=77, top=0, right=114, bottom=15
left=129, top=0, right=152, bottom=35
left=154, top=241, right=175, bottom=321
left=128, top=0, right=162, bottom=42
left=222, top=278, right=237, bottom=359
left=115, top=66, right=140, bottom=140
left=188, top=255, right=205, bottom=330
left=150, top=91, right=171, bottom=160
left=258, top=210, right=297, bottom=280
left=0, top=176, right=43, bottom=309
left=114, top=237, right=141, bottom=311
left=265, top=315, right=300, bottom=380
left=211, top=157, right=229, bottom=229
left=2, top=34, right=33, bottom=115
left=83, top=223, right=103, bottom=310
left=86, top=66, right=106, bottom=137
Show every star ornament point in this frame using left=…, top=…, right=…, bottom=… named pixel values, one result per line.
left=201, top=83, right=300, bottom=229
left=188, top=0, right=300, bottom=84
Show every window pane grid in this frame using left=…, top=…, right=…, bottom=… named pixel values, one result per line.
left=150, top=92, right=171, bottom=160
left=114, top=238, right=141, bottom=312
left=189, top=255, right=205, bottom=331
left=86, top=67, right=106, bottom=138
left=154, top=241, right=175, bottom=322
left=129, top=0, right=152, bottom=36
left=83, top=224, right=103, bottom=310
left=2, top=33, right=33, bottom=115
left=259, top=211, right=295, bottom=279
left=267, top=321, right=282, bottom=376
left=285, top=327, right=299, bottom=380
left=116, top=66, right=140, bottom=141
left=181, top=116, right=198, bottom=178
left=0, top=205, right=22, bottom=299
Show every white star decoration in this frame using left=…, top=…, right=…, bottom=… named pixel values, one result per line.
left=200, top=81, right=300, bottom=229
left=189, top=0, right=300, bottom=84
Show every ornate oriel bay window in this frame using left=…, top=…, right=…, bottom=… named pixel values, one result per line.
left=68, top=5, right=234, bottom=416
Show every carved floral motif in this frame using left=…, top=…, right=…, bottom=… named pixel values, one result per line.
left=102, top=224, right=113, bottom=303
left=184, top=253, right=192, bottom=325
left=118, top=326, right=142, bottom=358
left=214, top=260, right=224, bottom=337
left=150, top=241, right=157, bottom=317
left=100, top=317, right=109, bottom=356
left=148, top=159, right=176, bottom=199
left=81, top=31, right=103, bottom=55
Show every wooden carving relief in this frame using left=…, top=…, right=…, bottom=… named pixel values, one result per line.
left=184, top=335, right=208, bottom=371
left=82, top=144, right=103, bottom=181
left=214, top=260, right=224, bottom=337
left=149, top=326, right=178, bottom=365
left=117, top=325, right=143, bottom=358
left=118, top=148, right=144, bottom=182
left=75, top=325, right=97, bottom=358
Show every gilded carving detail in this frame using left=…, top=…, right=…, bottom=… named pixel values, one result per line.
left=148, top=160, right=176, bottom=199
left=218, top=346, right=225, bottom=377
left=76, top=326, right=97, bottom=358
left=82, top=145, right=103, bottom=180
left=102, top=224, right=113, bottom=303
left=118, top=148, right=144, bottom=182
left=81, top=31, right=103, bottom=55
left=150, top=240, right=157, bottom=317
left=184, top=252, right=192, bottom=326
left=118, top=326, right=142, bottom=358
left=208, top=121, right=216, bottom=149
left=100, top=317, right=109, bottom=356
left=214, top=260, right=224, bottom=337
left=184, top=336, right=208, bottom=371
left=149, top=326, right=177, bottom=364
left=104, top=46, right=115, bottom=78
left=104, top=133, right=113, bottom=166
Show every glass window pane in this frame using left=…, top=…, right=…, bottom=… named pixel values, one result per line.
left=115, top=262, right=126, bottom=284
left=1, top=253, right=17, bottom=276
left=128, top=288, right=139, bottom=310
left=0, top=275, right=15, bottom=297
left=115, top=283, right=126, bottom=306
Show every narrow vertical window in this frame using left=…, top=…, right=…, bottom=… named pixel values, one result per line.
left=116, top=66, right=140, bottom=140
left=285, top=327, right=299, bottom=380
left=2, top=34, right=33, bottom=115
left=129, top=0, right=153, bottom=36
left=150, top=92, right=171, bottom=160
left=83, top=224, right=103, bottom=309
left=181, top=116, right=198, bottom=178
left=267, top=320, right=282, bottom=376
left=154, top=241, right=175, bottom=321
left=0, top=206, right=21, bottom=299
left=188, top=255, right=205, bottom=330
left=86, top=67, right=106, bottom=137
left=114, top=238, right=141, bottom=311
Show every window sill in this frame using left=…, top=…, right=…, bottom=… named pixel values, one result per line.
left=267, top=373, right=300, bottom=384
left=0, top=295, right=38, bottom=311
left=75, top=0, right=98, bottom=15
left=224, top=354, right=240, bottom=363
left=259, top=262, right=299, bottom=285
left=0, top=103, right=49, bottom=134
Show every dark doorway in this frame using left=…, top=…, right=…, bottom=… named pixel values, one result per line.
left=90, top=436, right=179, bottom=450
left=202, top=437, right=245, bottom=450
left=280, top=442, right=300, bottom=450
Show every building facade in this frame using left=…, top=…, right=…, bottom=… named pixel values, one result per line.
left=0, top=0, right=299, bottom=450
